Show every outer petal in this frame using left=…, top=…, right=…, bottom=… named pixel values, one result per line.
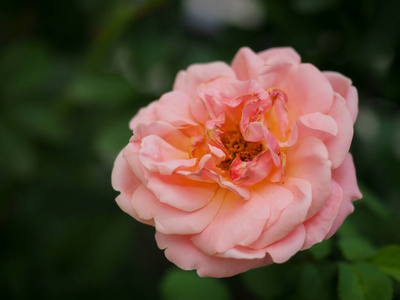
left=156, top=232, right=273, bottom=278
left=173, top=62, right=235, bottom=98
left=324, top=93, right=354, bottom=169
left=259, top=63, right=334, bottom=121
left=131, top=185, right=224, bottom=235
left=326, top=154, right=362, bottom=238
left=264, top=224, right=306, bottom=263
left=231, top=47, right=265, bottom=81
left=146, top=174, right=219, bottom=212
left=250, top=178, right=311, bottom=248
left=324, top=71, right=359, bottom=124
left=112, top=151, right=153, bottom=225
left=257, top=47, right=301, bottom=65
left=192, top=190, right=270, bottom=255
left=301, top=179, right=342, bottom=250
left=285, top=137, right=332, bottom=219
left=155, top=90, right=198, bottom=127
left=129, top=101, right=159, bottom=131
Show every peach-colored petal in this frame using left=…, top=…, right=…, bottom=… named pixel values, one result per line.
left=324, top=71, right=359, bottom=124
left=222, top=79, right=270, bottom=107
left=173, top=62, right=235, bottom=98
left=231, top=47, right=265, bottom=81
left=203, top=169, right=251, bottom=199
left=154, top=90, right=198, bottom=127
left=192, top=190, right=270, bottom=255
left=146, top=174, right=218, bottom=212
left=259, top=63, right=334, bottom=120
left=156, top=233, right=273, bottom=278
left=324, top=93, right=354, bottom=169
left=133, top=121, right=189, bottom=151
left=258, top=47, right=301, bottom=65
left=264, top=224, right=306, bottom=263
left=131, top=185, right=224, bottom=235
left=301, top=179, right=342, bottom=250
left=129, top=101, right=159, bottom=131
left=112, top=151, right=153, bottom=225
left=285, top=137, right=332, bottom=219
left=229, top=152, right=273, bottom=187
left=283, top=112, right=338, bottom=147
left=139, top=135, right=196, bottom=175
left=253, top=182, right=294, bottom=228
left=250, top=178, right=311, bottom=248
left=326, top=154, right=362, bottom=238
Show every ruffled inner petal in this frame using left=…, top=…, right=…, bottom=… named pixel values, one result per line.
left=139, top=135, right=196, bottom=175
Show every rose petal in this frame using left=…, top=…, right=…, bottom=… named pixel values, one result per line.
left=155, top=90, right=198, bottom=127
left=131, top=185, right=224, bottom=235
left=259, top=63, right=334, bottom=121
left=283, top=112, right=338, bottom=147
left=301, top=179, right=342, bottom=250
left=139, top=135, right=196, bottom=175
left=192, top=190, right=270, bottom=255
left=264, top=224, right=306, bottom=263
left=258, top=47, right=301, bottom=65
left=284, top=136, right=332, bottom=219
left=324, top=93, right=354, bottom=169
left=250, top=178, right=311, bottom=248
left=326, top=154, right=362, bottom=238
left=231, top=47, right=265, bottom=81
left=173, top=62, right=235, bottom=98
left=147, top=174, right=218, bottom=212
left=324, top=71, right=359, bottom=124
left=156, top=233, right=273, bottom=278
left=129, top=101, right=158, bottom=131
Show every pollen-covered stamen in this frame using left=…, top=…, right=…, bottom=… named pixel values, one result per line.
left=217, top=128, right=264, bottom=171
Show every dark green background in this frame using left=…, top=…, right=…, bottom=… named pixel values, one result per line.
left=1, top=0, right=400, bottom=299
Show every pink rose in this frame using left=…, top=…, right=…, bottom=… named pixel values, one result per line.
left=112, top=47, right=362, bottom=277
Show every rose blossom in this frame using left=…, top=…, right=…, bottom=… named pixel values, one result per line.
left=112, top=47, right=362, bottom=277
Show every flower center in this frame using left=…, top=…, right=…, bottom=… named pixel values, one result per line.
left=218, top=128, right=264, bottom=171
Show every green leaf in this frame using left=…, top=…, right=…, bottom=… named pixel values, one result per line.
left=68, top=72, right=133, bottom=106
left=338, top=262, right=393, bottom=300
left=241, top=263, right=295, bottom=299
left=160, top=269, right=230, bottom=300
left=338, top=236, right=375, bottom=261
left=308, top=239, right=332, bottom=260
left=369, top=245, right=400, bottom=282
left=358, top=183, right=391, bottom=219
left=299, top=264, right=329, bottom=300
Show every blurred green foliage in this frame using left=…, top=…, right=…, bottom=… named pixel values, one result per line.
left=1, top=0, right=400, bottom=299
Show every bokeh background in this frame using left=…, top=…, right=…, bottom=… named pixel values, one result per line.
left=1, top=0, right=400, bottom=299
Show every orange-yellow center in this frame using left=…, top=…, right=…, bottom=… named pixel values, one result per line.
left=218, top=128, right=264, bottom=170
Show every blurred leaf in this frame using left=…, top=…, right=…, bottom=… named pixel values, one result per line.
left=0, top=122, right=37, bottom=179
left=338, top=262, right=393, bottom=300
left=291, top=0, right=340, bottom=14
left=369, top=245, right=400, bottom=282
left=308, top=239, right=332, bottom=260
left=94, top=117, right=132, bottom=162
left=358, top=183, right=391, bottom=219
left=241, top=263, right=295, bottom=299
left=0, top=41, right=53, bottom=98
left=338, top=236, right=375, bottom=261
left=160, top=269, right=230, bottom=300
left=68, top=72, right=133, bottom=105
left=11, top=104, right=65, bottom=143
left=299, top=263, right=330, bottom=300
